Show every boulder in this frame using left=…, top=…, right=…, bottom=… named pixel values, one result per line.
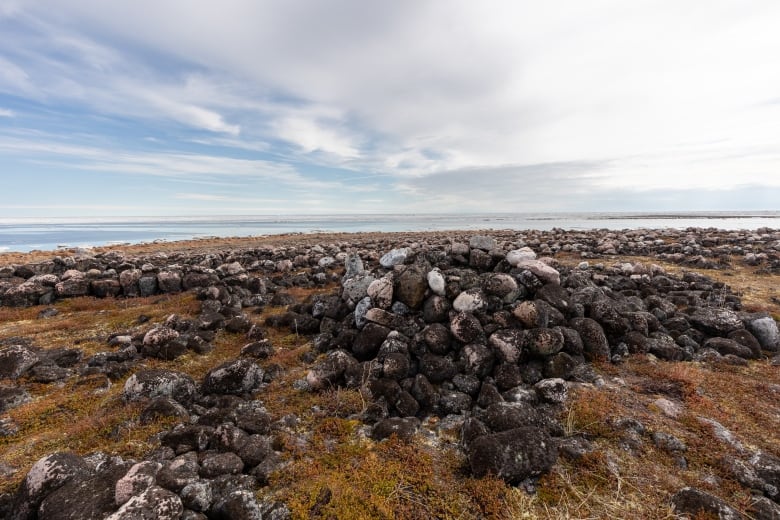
left=0, top=345, right=39, bottom=380
left=202, top=359, right=264, bottom=396
left=123, top=369, right=197, bottom=404
left=467, top=427, right=557, bottom=483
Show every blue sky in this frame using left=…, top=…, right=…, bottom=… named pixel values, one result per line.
left=1, top=0, right=780, bottom=217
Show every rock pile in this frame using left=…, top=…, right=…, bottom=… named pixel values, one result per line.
left=299, top=235, right=779, bottom=484
left=2, top=227, right=780, bottom=308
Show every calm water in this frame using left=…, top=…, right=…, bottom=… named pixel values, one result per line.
left=0, top=212, right=778, bottom=253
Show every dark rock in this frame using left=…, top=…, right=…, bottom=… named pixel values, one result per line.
left=421, top=323, right=452, bottom=354
left=489, top=329, right=525, bottom=364
left=123, top=369, right=197, bottom=405
left=234, top=401, right=272, bottom=435
left=493, top=363, right=524, bottom=391
left=0, top=345, right=39, bottom=380
left=569, top=318, right=610, bottom=361
left=703, top=337, right=756, bottom=359
left=422, top=295, right=451, bottom=323
left=688, top=307, right=744, bottom=335
left=394, top=265, right=428, bottom=309
left=670, top=487, right=743, bottom=520
left=180, top=480, right=212, bottom=513
left=726, top=329, right=762, bottom=358
left=544, top=352, right=579, bottom=379
left=108, top=485, right=183, bottom=520
left=240, top=340, right=274, bottom=359
left=0, top=386, right=31, bottom=413
left=371, top=417, right=420, bottom=441
left=160, top=426, right=214, bottom=455
left=210, top=489, right=264, bottom=520
left=467, top=427, right=557, bottom=483
left=37, top=457, right=132, bottom=520
left=748, top=496, right=780, bottom=520
left=13, top=452, right=90, bottom=519
left=459, top=343, right=495, bottom=379
left=352, top=323, right=391, bottom=361
left=647, top=334, right=688, bottom=361
left=450, top=312, right=485, bottom=344
left=306, top=350, right=358, bottom=391
left=157, top=452, right=200, bottom=493
left=140, top=397, right=190, bottom=424
left=199, top=452, right=244, bottom=478
left=202, top=359, right=264, bottom=396
left=525, top=328, right=565, bottom=357
left=438, top=391, right=473, bottom=414
left=418, top=354, right=456, bottom=384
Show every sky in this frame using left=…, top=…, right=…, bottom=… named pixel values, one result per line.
left=1, top=0, right=780, bottom=218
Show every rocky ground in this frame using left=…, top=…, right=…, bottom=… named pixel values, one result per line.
left=0, top=227, right=779, bottom=519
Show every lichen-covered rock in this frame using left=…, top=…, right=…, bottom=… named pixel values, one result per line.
left=467, top=427, right=557, bottom=483
left=114, top=461, right=161, bottom=506
left=0, top=386, right=31, bottom=413
left=380, top=248, right=411, bottom=268
left=688, top=307, right=744, bottom=335
left=0, top=345, right=39, bottom=380
left=106, top=485, right=183, bottom=520
left=569, top=318, right=610, bottom=361
left=670, top=487, right=742, bottom=520
left=202, top=359, right=264, bottom=396
left=123, top=369, right=197, bottom=405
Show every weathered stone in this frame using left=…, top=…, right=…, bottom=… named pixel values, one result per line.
left=202, top=359, right=264, bottom=395
left=671, top=487, right=743, bottom=520
left=0, top=345, right=39, bottom=380
left=394, top=266, right=428, bottom=309
left=123, top=369, right=197, bottom=404
left=468, top=427, right=557, bottom=483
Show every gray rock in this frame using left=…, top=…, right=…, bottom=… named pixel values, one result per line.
left=199, top=452, right=244, bottom=478
left=748, top=316, right=780, bottom=351
left=106, top=485, right=183, bottom=520
left=0, top=386, right=31, bottom=413
left=489, top=329, right=525, bottom=364
left=366, top=277, right=393, bottom=309
left=506, top=247, right=537, bottom=265
left=202, top=359, right=264, bottom=395
left=354, top=296, right=372, bottom=329
left=371, top=417, right=420, bottom=442
left=379, top=248, right=411, bottom=268
left=180, top=480, right=212, bottom=512
left=671, top=487, right=743, bottom=520
left=114, top=461, right=161, bottom=506
left=343, top=254, right=364, bottom=279
left=513, top=259, right=561, bottom=285
left=469, top=235, right=496, bottom=251
left=123, top=369, right=197, bottom=404
left=534, top=378, right=567, bottom=404
left=569, top=318, right=610, bottom=361
left=453, top=288, right=488, bottom=313
left=306, top=350, right=358, bottom=390
left=525, top=328, right=565, bottom=357
left=0, top=345, right=39, bottom=380
left=688, top=307, right=744, bottom=335
left=211, top=489, right=264, bottom=520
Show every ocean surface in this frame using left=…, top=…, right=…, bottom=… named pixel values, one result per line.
left=0, top=212, right=778, bottom=253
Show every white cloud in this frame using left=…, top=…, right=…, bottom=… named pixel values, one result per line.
left=0, top=108, right=14, bottom=117
left=2, top=1, right=780, bottom=211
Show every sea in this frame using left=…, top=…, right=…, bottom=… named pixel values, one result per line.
left=0, top=212, right=778, bottom=253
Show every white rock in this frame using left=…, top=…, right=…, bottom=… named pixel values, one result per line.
left=379, top=248, right=411, bottom=268
left=513, top=259, right=561, bottom=285
left=453, top=289, right=487, bottom=312
left=506, top=247, right=537, bottom=265
left=426, top=269, right=446, bottom=296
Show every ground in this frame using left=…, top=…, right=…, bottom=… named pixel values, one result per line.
left=1, top=232, right=778, bottom=519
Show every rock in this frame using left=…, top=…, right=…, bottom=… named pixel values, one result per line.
left=306, top=350, right=358, bottom=391
left=569, top=318, right=610, bottom=361
left=751, top=451, right=780, bottom=494
left=650, top=398, right=683, bottom=419
left=0, top=345, right=39, bottom=380
left=154, top=452, right=200, bottom=492
left=139, top=397, right=190, bottom=424
left=453, top=288, right=488, bottom=313
left=512, top=300, right=549, bottom=329
left=748, top=316, right=780, bottom=351
left=240, top=340, right=274, bottom=359
left=211, top=489, right=264, bottom=520
left=367, top=277, right=394, bottom=309
left=469, top=235, right=496, bottom=251
left=341, top=273, right=376, bottom=304
left=15, top=452, right=89, bottom=517
left=467, top=427, right=557, bottom=483
left=199, top=452, right=244, bottom=478
left=0, top=386, right=31, bottom=413
left=394, top=265, right=428, bottom=309
left=343, top=254, right=364, bottom=279
left=55, top=270, right=88, bottom=297
left=180, top=480, right=212, bottom=512
left=426, top=269, right=446, bottom=297
left=371, top=417, right=420, bottom=442
left=489, top=329, right=525, bottom=364
left=513, top=259, right=561, bottom=286
left=652, top=432, right=687, bottom=453
left=37, top=456, right=132, bottom=520
left=506, top=247, right=537, bottom=265
left=157, top=270, right=182, bottom=293
left=106, top=485, right=183, bottom=520
left=380, top=248, right=411, bottom=268
left=688, top=307, right=744, bottom=335
left=671, top=487, right=743, bottom=520
left=142, top=326, right=181, bottom=358
left=534, top=378, right=567, bottom=404
left=748, top=496, right=780, bottom=520
left=352, top=323, right=391, bottom=361
left=114, top=461, right=161, bottom=506
left=703, top=337, right=756, bottom=359
left=525, top=328, right=565, bottom=357
left=202, top=359, right=264, bottom=395
left=123, top=369, right=197, bottom=404
left=450, top=312, right=485, bottom=344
